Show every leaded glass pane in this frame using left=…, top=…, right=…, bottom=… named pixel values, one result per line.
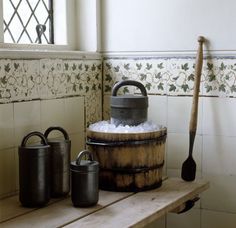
left=3, top=0, right=54, bottom=44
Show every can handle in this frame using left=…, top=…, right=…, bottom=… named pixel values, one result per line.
left=44, top=126, right=69, bottom=140
left=21, top=131, right=48, bottom=147
left=76, top=150, right=93, bottom=165
left=111, top=80, right=147, bottom=97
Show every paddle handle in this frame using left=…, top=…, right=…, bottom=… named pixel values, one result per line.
left=189, top=36, right=205, bottom=133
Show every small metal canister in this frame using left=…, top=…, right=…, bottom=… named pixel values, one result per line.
left=44, top=126, right=71, bottom=197
left=18, top=131, right=50, bottom=207
left=70, top=150, right=99, bottom=207
left=110, top=80, right=148, bottom=126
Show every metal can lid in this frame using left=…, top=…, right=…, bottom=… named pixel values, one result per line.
left=70, top=160, right=99, bottom=172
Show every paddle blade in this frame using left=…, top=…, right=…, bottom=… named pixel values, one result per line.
left=181, top=157, right=196, bottom=181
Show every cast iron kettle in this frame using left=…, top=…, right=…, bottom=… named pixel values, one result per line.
left=70, top=150, right=99, bottom=207
left=110, top=80, right=148, bottom=126
left=18, top=131, right=50, bottom=207
left=44, top=126, right=71, bottom=197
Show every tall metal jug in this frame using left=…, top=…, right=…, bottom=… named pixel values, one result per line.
left=18, top=131, right=50, bottom=207
left=44, top=126, right=71, bottom=197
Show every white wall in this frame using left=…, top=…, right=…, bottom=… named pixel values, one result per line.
left=101, top=0, right=236, bottom=52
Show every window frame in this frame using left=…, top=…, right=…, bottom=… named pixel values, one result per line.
left=0, top=0, right=100, bottom=54
left=0, top=0, right=76, bottom=51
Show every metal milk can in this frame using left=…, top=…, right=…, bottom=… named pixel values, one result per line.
left=44, top=126, right=71, bottom=197
left=18, top=131, right=50, bottom=207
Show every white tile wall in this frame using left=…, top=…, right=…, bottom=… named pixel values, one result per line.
left=201, top=174, right=236, bottom=213
left=14, top=100, right=41, bottom=146
left=41, top=99, right=66, bottom=138
left=167, top=133, right=202, bottom=171
left=203, top=97, right=236, bottom=136
left=64, top=97, right=85, bottom=134
left=203, top=135, right=236, bottom=176
left=148, top=95, right=167, bottom=127
left=0, top=148, right=16, bottom=197
left=70, top=132, right=86, bottom=161
left=0, top=103, right=14, bottom=150
left=167, top=96, right=203, bottom=134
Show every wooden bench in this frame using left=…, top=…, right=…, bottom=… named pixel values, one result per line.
left=0, top=178, right=209, bottom=228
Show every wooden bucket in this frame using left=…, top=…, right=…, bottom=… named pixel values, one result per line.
left=86, top=127, right=167, bottom=192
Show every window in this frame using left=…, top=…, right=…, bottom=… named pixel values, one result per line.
left=3, top=0, right=53, bottom=44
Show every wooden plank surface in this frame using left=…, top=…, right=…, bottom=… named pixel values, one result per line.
left=0, top=196, right=61, bottom=223
left=64, top=178, right=209, bottom=228
left=0, top=191, right=134, bottom=228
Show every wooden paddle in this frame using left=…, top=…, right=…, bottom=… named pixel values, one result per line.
left=181, top=36, right=205, bottom=181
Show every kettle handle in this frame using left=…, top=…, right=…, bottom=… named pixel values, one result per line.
left=76, top=150, right=93, bottom=165
left=44, top=126, right=69, bottom=140
left=111, top=80, right=147, bottom=97
left=21, top=131, right=48, bottom=147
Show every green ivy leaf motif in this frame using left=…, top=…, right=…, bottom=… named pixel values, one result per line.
left=140, top=73, right=147, bottom=81
left=91, top=64, right=96, bottom=71
left=79, top=83, right=83, bottom=90
left=188, top=74, right=194, bottom=81
left=67, top=75, right=70, bottom=82
left=105, top=85, right=112, bottom=92
left=208, top=73, right=216, bottom=82
left=85, top=65, right=89, bottom=71
left=225, top=75, right=230, bottom=80
left=145, top=82, right=152, bottom=91
left=219, top=84, right=226, bottom=92
left=92, top=84, right=96, bottom=90
left=0, top=76, right=7, bottom=85
left=87, top=77, right=91, bottom=83
left=95, top=73, right=99, bottom=80
left=158, top=82, right=164, bottom=90
left=85, top=86, right=89, bottom=93
left=136, top=63, right=142, bottom=70
left=114, top=66, right=120, bottom=72
left=205, top=85, right=213, bottom=93
left=72, top=64, right=76, bottom=71
left=78, top=64, right=83, bottom=70
left=155, top=72, right=161, bottom=79
left=97, top=64, right=102, bottom=70
left=105, top=63, right=111, bottom=70
left=230, top=85, right=236, bottom=92
left=64, top=63, right=69, bottom=71
left=157, top=63, right=164, bottom=69
left=172, top=76, right=179, bottom=81
left=5, top=64, right=11, bottom=72
left=105, top=74, right=112, bottom=82
left=122, top=75, right=129, bottom=80
left=98, top=84, right=102, bottom=90
left=169, top=84, right=176, bottom=92
left=124, top=63, right=130, bottom=70
left=146, top=63, right=152, bottom=70
left=207, top=63, right=213, bottom=71
left=14, top=63, right=19, bottom=70
left=123, top=86, right=129, bottom=94
left=219, top=62, right=226, bottom=71
left=181, top=63, right=189, bottom=71
left=181, top=84, right=189, bottom=92
left=51, top=66, right=55, bottom=71
left=76, top=74, right=81, bottom=80
left=73, top=84, right=76, bottom=92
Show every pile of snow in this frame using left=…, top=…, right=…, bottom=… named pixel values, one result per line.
left=89, top=120, right=161, bottom=133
